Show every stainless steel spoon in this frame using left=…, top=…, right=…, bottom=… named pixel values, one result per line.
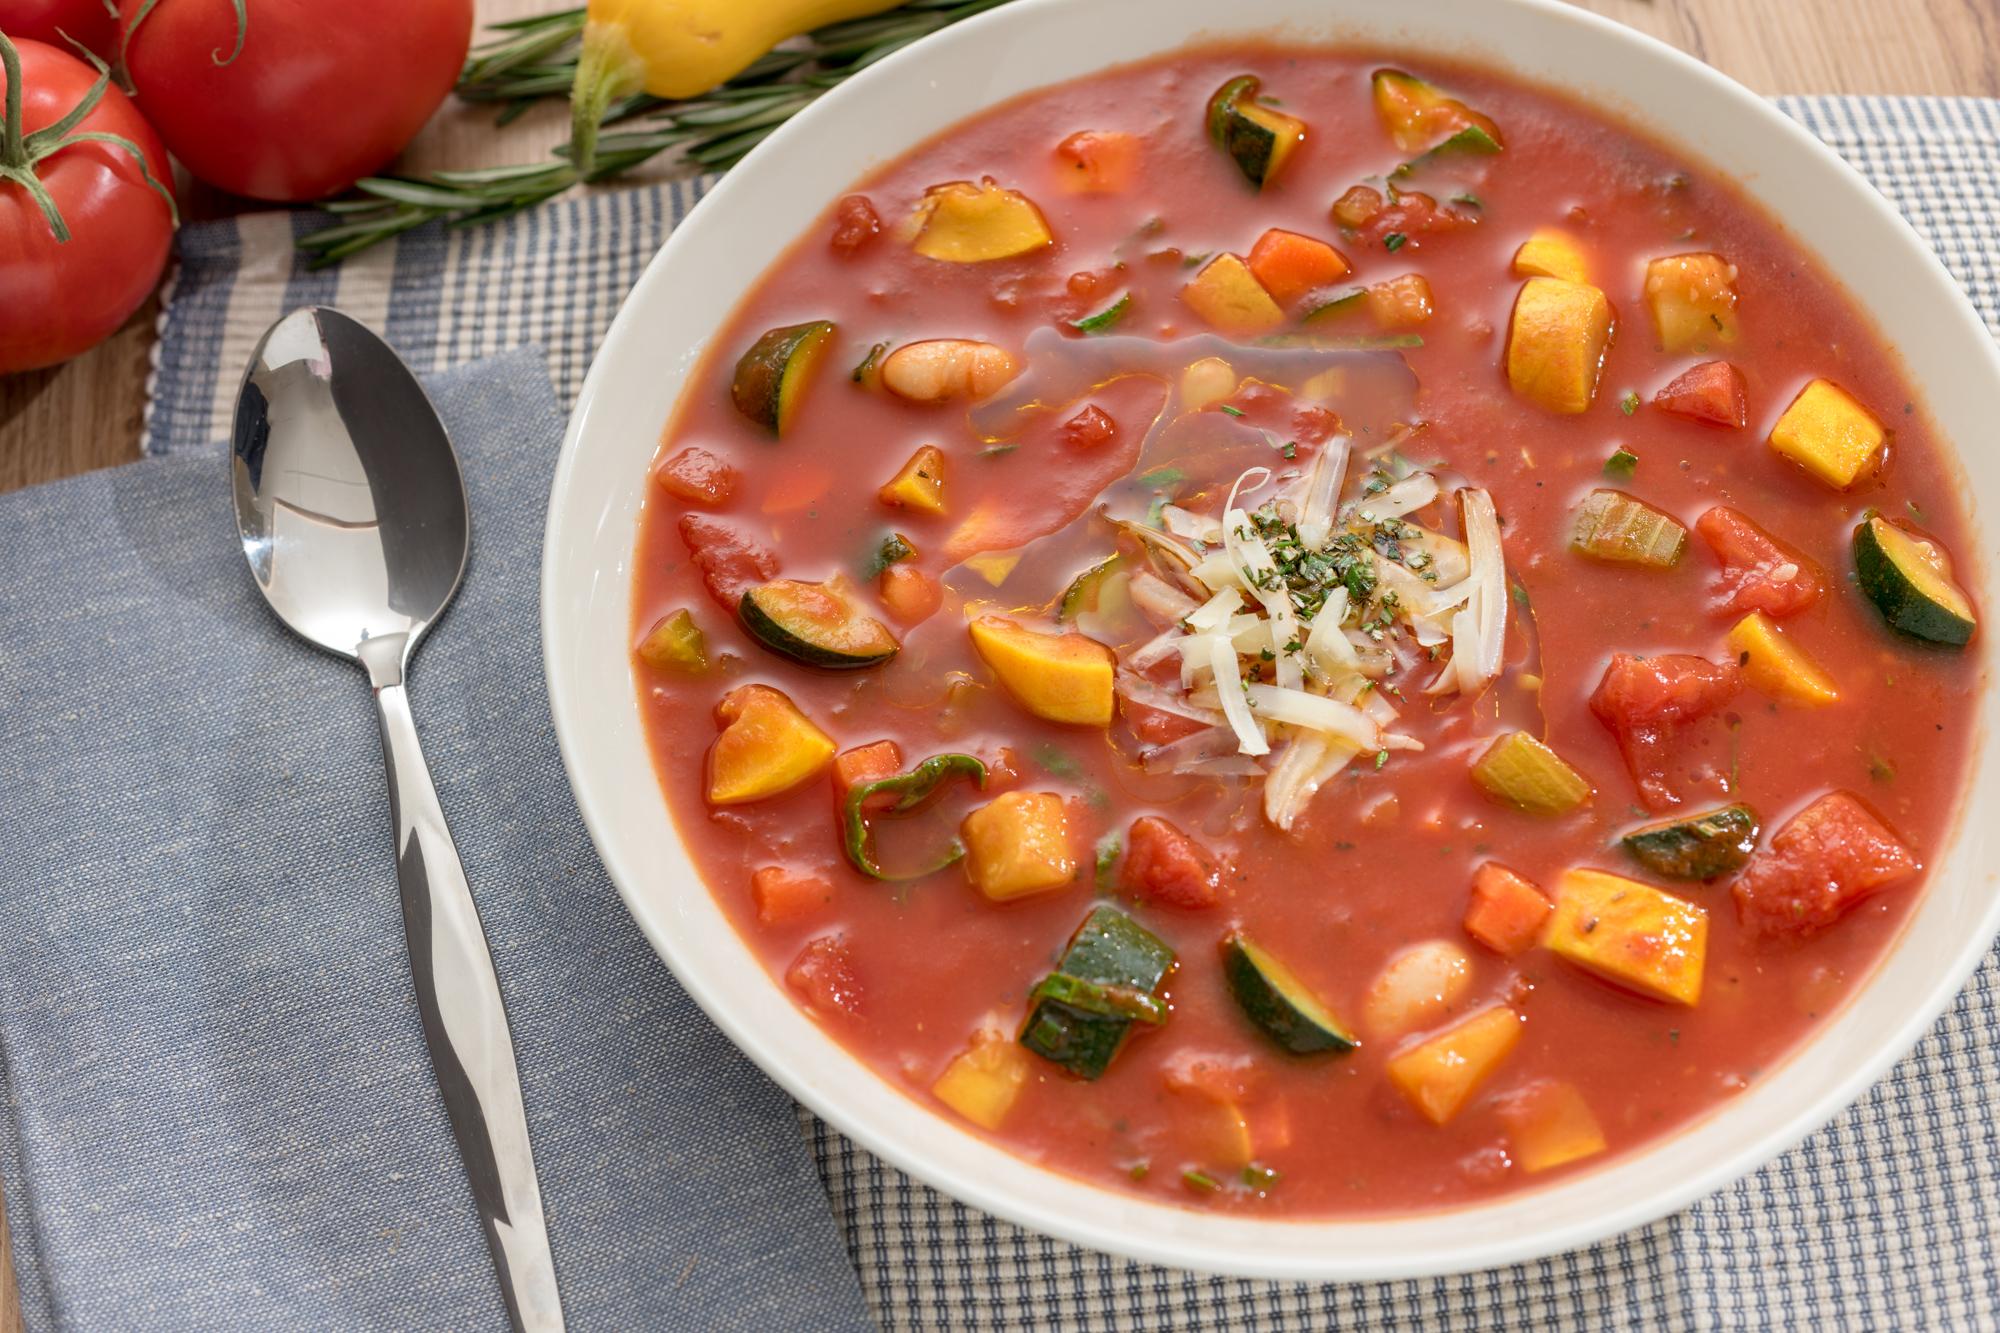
left=231, top=307, right=564, bottom=1333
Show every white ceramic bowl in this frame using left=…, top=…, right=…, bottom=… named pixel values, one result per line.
left=544, top=0, right=2000, bottom=1279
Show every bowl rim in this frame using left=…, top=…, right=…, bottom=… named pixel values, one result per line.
left=543, top=0, right=2000, bottom=1280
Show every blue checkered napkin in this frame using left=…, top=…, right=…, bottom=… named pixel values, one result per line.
left=0, top=350, right=873, bottom=1333
left=140, top=98, right=2000, bottom=1330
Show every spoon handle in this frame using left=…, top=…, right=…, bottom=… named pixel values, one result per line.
left=373, top=677, right=566, bottom=1333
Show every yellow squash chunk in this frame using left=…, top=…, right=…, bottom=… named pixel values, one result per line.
left=968, top=616, right=1115, bottom=725
left=1180, top=254, right=1285, bottom=337
left=1727, top=611, right=1841, bottom=706
left=1505, top=277, right=1614, bottom=414
left=706, top=684, right=836, bottom=806
left=911, top=180, right=1053, bottom=263
left=1643, top=252, right=1739, bottom=352
left=932, top=1029, right=1031, bottom=1130
left=1546, top=869, right=1708, bottom=1006
left=635, top=608, right=705, bottom=672
left=1193, top=1098, right=1255, bottom=1170
left=1768, top=378, right=1885, bottom=489
left=960, top=791, right=1075, bottom=900
left=1471, top=731, right=1593, bottom=816
left=1512, top=228, right=1588, bottom=283
left=878, top=445, right=947, bottom=515
left=1386, top=1005, right=1522, bottom=1125
left=962, top=551, right=1021, bottom=587
left=1498, top=1080, right=1608, bottom=1174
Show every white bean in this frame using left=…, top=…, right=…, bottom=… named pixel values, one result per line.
left=882, top=339, right=1019, bottom=403
left=1363, top=939, right=1473, bottom=1039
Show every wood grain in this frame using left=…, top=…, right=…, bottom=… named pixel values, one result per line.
left=0, top=0, right=1991, bottom=1326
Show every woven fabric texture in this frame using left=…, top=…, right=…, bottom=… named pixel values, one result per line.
left=114, top=94, right=2000, bottom=1330
left=0, top=352, right=873, bottom=1333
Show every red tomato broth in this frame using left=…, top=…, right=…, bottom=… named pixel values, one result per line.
left=629, top=43, right=1983, bottom=1215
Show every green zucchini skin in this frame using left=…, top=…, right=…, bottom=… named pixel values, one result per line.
left=1020, top=905, right=1176, bottom=1080
left=1853, top=514, right=1977, bottom=647
left=730, top=320, right=834, bottom=434
left=1205, top=75, right=1299, bottom=189
left=1221, top=933, right=1357, bottom=1055
left=739, top=580, right=899, bottom=670
left=1620, top=804, right=1760, bottom=880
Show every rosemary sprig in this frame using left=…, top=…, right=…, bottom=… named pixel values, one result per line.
left=299, top=0, right=1013, bottom=265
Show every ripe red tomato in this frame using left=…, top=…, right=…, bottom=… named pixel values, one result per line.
left=0, top=37, right=174, bottom=373
left=123, top=0, right=474, bottom=202
left=0, top=0, right=120, bottom=57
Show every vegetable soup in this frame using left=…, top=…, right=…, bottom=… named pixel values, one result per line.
left=629, top=44, right=1984, bottom=1215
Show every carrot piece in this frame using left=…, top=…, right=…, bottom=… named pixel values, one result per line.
left=1247, top=227, right=1351, bottom=304
left=1654, top=360, right=1748, bottom=427
left=752, top=866, right=833, bottom=925
left=833, top=739, right=904, bottom=811
left=1464, top=862, right=1553, bottom=956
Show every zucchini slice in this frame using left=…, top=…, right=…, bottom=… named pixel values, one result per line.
left=1206, top=75, right=1306, bottom=189
left=739, top=579, right=899, bottom=669
left=1221, top=932, right=1357, bottom=1055
left=1371, top=69, right=1504, bottom=156
left=1572, top=489, right=1687, bottom=568
left=1056, top=554, right=1124, bottom=622
left=1853, top=513, right=1977, bottom=646
left=1020, top=905, right=1176, bottom=1080
left=730, top=320, right=835, bottom=434
left=1621, top=804, right=1760, bottom=880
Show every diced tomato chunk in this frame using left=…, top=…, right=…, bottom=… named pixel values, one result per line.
left=1247, top=228, right=1351, bottom=305
left=1734, top=792, right=1918, bottom=940
left=678, top=513, right=778, bottom=609
left=1061, top=404, right=1117, bottom=449
left=878, top=564, right=942, bottom=625
left=1589, top=652, right=1742, bottom=811
left=828, top=194, right=880, bottom=256
left=1122, top=815, right=1223, bottom=909
left=1464, top=863, right=1553, bottom=956
left=1352, top=190, right=1476, bottom=246
left=1290, top=403, right=1341, bottom=444
left=752, top=866, right=833, bottom=925
left=1331, top=184, right=1384, bottom=229
left=1694, top=506, right=1826, bottom=619
left=1054, top=130, right=1139, bottom=192
left=833, top=739, right=904, bottom=812
left=786, top=935, right=862, bottom=1015
left=1653, top=360, right=1747, bottom=427
left=654, top=446, right=738, bottom=507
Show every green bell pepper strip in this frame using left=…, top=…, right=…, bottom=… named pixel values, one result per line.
left=841, top=752, right=988, bottom=881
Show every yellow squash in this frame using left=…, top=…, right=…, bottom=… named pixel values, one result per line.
left=572, top=0, right=904, bottom=170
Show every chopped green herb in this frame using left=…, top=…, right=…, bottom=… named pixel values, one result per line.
left=1603, top=448, right=1639, bottom=480
left=1384, top=231, right=1408, bottom=251
left=1241, top=1163, right=1281, bottom=1192
left=1510, top=581, right=1532, bottom=609
left=1138, top=466, right=1187, bottom=489
left=1219, top=404, right=1246, bottom=418
left=1907, top=499, right=1926, bottom=523
left=979, top=444, right=1019, bottom=459
left=1869, top=754, right=1896, bottom=784
left=1182, top=251, right=1212, bottom=268
left=1070, top=292, right=1132, bottom=335
left=1127, top=1160, right=1150, bottom=1182
left=1374, top=749, right=1388, bottom=769
left=1451, top=191, right=1483, bottom=209
left=1094, top=834, right=1122, bottom=890
left=861, top=532, right=915, bottom=579
left=1280, top=441, right=1298, bottom=460
left=1033, top=743, right=1081, bottom=778
left=1182, top=1169, right=1221, bottom=1193
left=1620, top=390, right=1641, bottom=416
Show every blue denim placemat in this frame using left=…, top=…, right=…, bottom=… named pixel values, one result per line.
left=0, top=349, right=873, bottom=1333
left=28, top=93, right=2000, bottom=1331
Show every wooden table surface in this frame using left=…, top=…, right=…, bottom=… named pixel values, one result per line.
left=0, top=0, right=1993, bottom=1324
